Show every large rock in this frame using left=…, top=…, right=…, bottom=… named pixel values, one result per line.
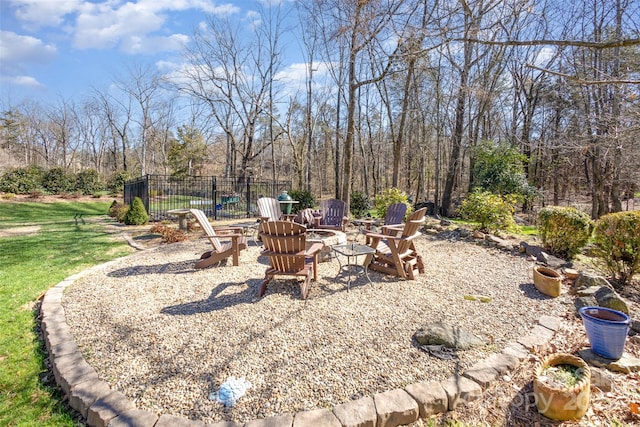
left=574, top=296, right=598, bottom=314
left=414, top=322, right=483, bottom=350
left=578, top=349, right=640, bottom=374
left=594, top=286, right=630, bottom=314
left=575, top=272, right=612, bottom=291
left=518, top=242, right=566, bottom=267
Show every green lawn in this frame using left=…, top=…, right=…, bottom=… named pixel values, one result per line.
left=0, top=201, right=133, bottom=426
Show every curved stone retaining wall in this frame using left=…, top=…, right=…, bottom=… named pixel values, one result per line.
left=41, top=261, right=561, bottom=427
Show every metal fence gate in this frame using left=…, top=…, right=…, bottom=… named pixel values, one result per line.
left=124, top=175, right=291, bottom=221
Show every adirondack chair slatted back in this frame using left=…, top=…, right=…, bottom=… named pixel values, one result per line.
left=320, top=199, right=346, bottom=228
left=259, top=221, right=308, bottom=274
left=396, top=207, right=427, bottom=253
left=384, top=203, right=407, bottom=226
left=257, top=197, right=282, bottom=222
left=190, top=208, right=222, bottom=251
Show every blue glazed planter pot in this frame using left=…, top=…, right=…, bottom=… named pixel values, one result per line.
left=579, top=306, right=631, bottom=360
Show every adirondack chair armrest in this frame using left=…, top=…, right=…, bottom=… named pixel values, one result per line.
left=212, top=226, right=242, bottom=234
left=258, top=216, right=271, bottom=223
left=383, top=231, right=423, bottom=242
left=305, top=242, right=324, bottom=255
left=381, top=223, right=404, bottom=236
left=363, top=231, right=389, bottom=240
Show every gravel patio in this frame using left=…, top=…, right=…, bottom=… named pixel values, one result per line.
left=62, top=231, right=571, bottom=425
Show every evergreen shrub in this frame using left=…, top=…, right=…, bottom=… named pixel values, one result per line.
left=75, top=169, right=103, bottom=195
left=124, top=197, right=149, bottom=225
left=538, top=206, right=593, bottom=259
left=373, top=188, right=412, bottom=219
left=287, top=189, right=315, bottom=213
left=109, top=201, right=130, bottom=222
left=350, top=190, right=371, bottom=218
left=106, top=171, right=130, bottom=194
left=592, top=211, right=640, bottom=286
left=42, top=167, right=74, bottom=194
left=0, top=166, right=44, bottom=194
left=458, top=189, right=516, bottom=233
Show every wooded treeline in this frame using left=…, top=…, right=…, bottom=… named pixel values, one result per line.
left=1, top=0, right=639, bottom=218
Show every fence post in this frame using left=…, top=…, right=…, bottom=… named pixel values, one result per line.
left=246, top=176, right=252, bottom=218
left=212, top=176, right=217, bottom=220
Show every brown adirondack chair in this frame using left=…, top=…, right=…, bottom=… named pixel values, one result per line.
left=257, top=197, right=282, bottom=222
left=314, top=199, right=348, bottom=231
left=190, top=209, right=247, bottom=268
left=256, top=197, right=295, bottom=222
left=364, top=207, right=427, bottom=280
left=258, top=221, right=323, bottom=299
left=363, top=202, right=408, bottom=244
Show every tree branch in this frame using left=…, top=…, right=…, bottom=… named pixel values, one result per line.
left=526, top=63, right=640, bottom=85
left=462, top=38, right=640, bottom=49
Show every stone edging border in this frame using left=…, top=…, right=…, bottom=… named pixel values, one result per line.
left=41, top=260, right=562, bottom=427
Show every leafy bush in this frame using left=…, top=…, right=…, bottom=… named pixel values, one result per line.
left=472, top=140, right=539, bottom=210
left=288, top=189, right=316, bottom=213
left=538, top=206, right=593, bottom=259
left=350, top=190, right=371, bottom=218
left=149, top=223, right=187, bottom=243
left=0, top=165, right=45, bottom=194
left=42, top=167, right=74, bottom=194
left=75, top=169, right=103, bottom=195
left=373, top=188, right=412, bottom=219
left=123, top=197, right=149, bottom=225
left=106, top=171, right=130, bottom=194
left=592, top=211, right=640, bottom=286
left=458, top=189, right=516, bottom=233
left=109, top=201, right=129, bottom=222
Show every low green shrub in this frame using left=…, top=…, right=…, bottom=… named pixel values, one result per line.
left=592, top=211, right=640, bottom=286
left=106, top=171, right=130, bottom=194
left=538, top=206, right=593, bottom=259
left=109, top=202, right=129, bottom=222
left=458, top=189, right=516, bottom=233
left=75, top=169, right=103, bottom=195
left=123, top=197, right=149, bottom=225
left=287, top=189, right=316, bottom=213
left=350, top=190, right=371, bottom=218
left=0, top=165, right=44, bottom=194
left=42, top=167, right=74, bottom=194
left=373, top=188, right=412, bottom=219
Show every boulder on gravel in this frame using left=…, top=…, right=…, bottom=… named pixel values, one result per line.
left=414, top=322, right=484, bottom=350
left=575, top=271, right=612, bottom=291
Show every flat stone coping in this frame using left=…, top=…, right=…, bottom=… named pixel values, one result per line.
left=41, top=259, right=562, bottom=427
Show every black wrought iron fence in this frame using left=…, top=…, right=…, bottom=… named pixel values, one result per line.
left=124, top=175, right=291, bottom=221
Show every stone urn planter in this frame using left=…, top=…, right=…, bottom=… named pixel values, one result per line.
left=533, top=353, right=590, bottom=421
left=533, top=265, right=563, bottom=297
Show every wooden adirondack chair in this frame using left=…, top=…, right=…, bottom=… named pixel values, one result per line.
left=258, top=221, right=323, bottom=299
left=364, top=207, right=427, bottom=280
left=257, top=197, right=282, bottom=222
left=363, top=202, right=408, bottom=244
left=190, top=209, right=247, bottom=268
left=314, top=199, right=348, bottom=231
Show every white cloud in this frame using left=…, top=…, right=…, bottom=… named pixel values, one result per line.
left=9, top=0, right=240, bottom=54
left=0, top=31, right=57, bottom=74
left=1, top=74, right=45, bottom=88
left=9, top=0, right=81, bottom=28
left=122, top=34, right=190, bottom=54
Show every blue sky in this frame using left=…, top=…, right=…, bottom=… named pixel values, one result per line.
left=0, top=0, right=308, bottom=106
